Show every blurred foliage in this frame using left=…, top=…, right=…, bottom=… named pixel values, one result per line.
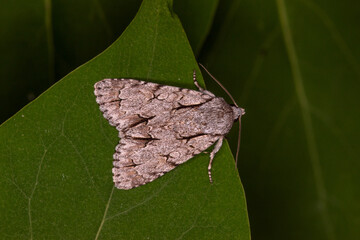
left=199, top=0, right=360, bottom=239
left=1, top=0, right=360, bottom=239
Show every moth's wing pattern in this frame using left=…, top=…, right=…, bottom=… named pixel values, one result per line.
left=94, top=78, right=212, bottom=131
left=94, top=78, right=219, bottom=189
left=112, top=135, right=219, bottom=190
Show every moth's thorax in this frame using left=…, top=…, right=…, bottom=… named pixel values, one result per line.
left=172, top=97, right=235, bottom=137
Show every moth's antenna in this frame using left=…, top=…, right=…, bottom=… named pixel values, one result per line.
left=199, top=63, right=238, bottom=107
left=235, top=109, right=244, bottom=166
left=199, top=63, right=244, bottom=167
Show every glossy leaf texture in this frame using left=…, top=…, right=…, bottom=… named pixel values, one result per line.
left=0, top=0, right=250, bottom=239
left=200, top=0, right=360, bottom=239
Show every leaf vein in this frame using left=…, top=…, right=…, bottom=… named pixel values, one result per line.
left=94, top=186, right=115, bottom=240
left=106, top=173, right=174, bottom=221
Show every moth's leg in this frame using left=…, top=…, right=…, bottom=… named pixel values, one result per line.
left=208, top=136, right=224, bottom=183
left=193, top=70, right=205, bottom=91
left=193, top=70, right=215, bottom=97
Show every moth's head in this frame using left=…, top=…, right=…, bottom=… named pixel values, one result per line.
left=232, top=106, right=245, bottom=121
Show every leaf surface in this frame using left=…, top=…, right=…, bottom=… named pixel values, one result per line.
left=0, top=0, right=250, bottom=239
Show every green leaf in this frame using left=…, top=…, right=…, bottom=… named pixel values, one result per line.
left=0, top=0, right=142, bottom=123
left=201, top=0, right=360, bottom=239
left=0, top=0, right=250, bottom=239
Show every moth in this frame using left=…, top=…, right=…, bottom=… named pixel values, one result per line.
left=94, top=64, right=245, bottom=190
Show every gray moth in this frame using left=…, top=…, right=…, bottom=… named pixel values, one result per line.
left=94, top=70, right=245, bottom=190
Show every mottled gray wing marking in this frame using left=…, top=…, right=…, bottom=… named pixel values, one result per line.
left=94, top=78, right=219, bottom=189
left=112, top=135, right=219, bottom=190
left=94, top=79, right=213, bottom=132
